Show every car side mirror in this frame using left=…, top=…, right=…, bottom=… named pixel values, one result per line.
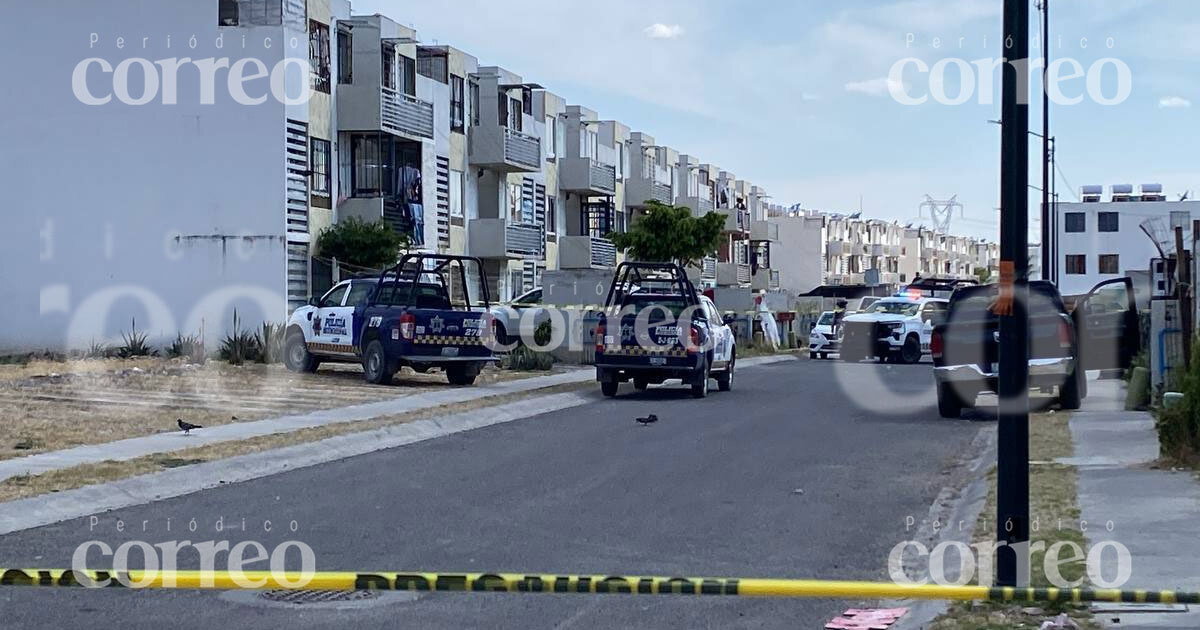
left=722, top=314, right=736, bottom=325
left=308, top=296, right=320, bottom=307
left=809, top=322, right=817, bottom=330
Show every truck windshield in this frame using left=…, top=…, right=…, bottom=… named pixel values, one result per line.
left=865, top=301, right=920, bottom=316
left=818, top=311, right=835, bottom=326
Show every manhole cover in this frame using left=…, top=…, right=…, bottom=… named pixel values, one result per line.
left=259, top=589, right=379, bottom=605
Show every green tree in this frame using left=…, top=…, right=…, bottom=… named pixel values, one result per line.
left=315, top=217, right=411, bottom=270
left=608, top=201, right=725, bottom=269
left=974, top=267, right=993, bottom=284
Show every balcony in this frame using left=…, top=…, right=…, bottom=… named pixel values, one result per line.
left=470, top=125, right=541, bottom=173
left=626, top=178, right=674, bottom=207
left=716, top=262, right=751, bottom=286
left=468, top=219, right=543, bottom=259
left=559, top=235, right=617, bottom=269
left=561, top=157, right=616, bottom=195
left=752, top=268, right=780, bottom=291
left=750, top=220, right=779, bottom=242
left=381, top=86, right=434, bottom=140
left=722, top=209, right=750, bottom=234
left=680, top=196, right=715, bottom=217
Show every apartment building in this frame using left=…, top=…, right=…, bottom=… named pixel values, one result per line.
left=1055, top=184, right=1200, bottom=295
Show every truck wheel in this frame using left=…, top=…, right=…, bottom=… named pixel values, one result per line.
left=691, top=359, right=710, bottom=398
left=601, top=380, right=619, bottom=397
left=1059, top=369, right=1083, bottom=410
left=446, top=363, right=481, bottom=386
left=937, top=382, right=964, bottom=418
left=284, top=332, right=319, bottom=373
left=716, top=352, right=735, bottom=391
left=900, top=335, right=922, bottom=364
left=362, top=341, right=393, bottom=385
left=633, top=378, right=648, bottom=391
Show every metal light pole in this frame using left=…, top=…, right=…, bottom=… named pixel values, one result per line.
left=1038, top=0, right=1051, bottom=280
left=997, top=0, right=1031, bottom=588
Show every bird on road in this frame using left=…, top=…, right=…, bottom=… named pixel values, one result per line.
left=635, top=414, right=658, bottom=427
left=177, top=419, right=202, bottom=435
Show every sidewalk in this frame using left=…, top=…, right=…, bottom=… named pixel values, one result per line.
left=1065, top=377, right=1200, bottom=629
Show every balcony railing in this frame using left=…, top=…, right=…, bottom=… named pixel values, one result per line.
left=503, top=128, right=541, bottom=170
left=558, top=235, right=617, bottom=269
left=649, top=182, right=672, bottom=205
left=753, top=268, right=780, bottom=291
left=561, top=157, right=616, bottom=195
left=505, top=223, right=543, bottom=257
left=381, top=86, right=434, bottom=140
left=750, top=220, right=779, bottom=242
left=702, top=256, right=717, bottom=280
left=717, top=262, right=751, bottom=286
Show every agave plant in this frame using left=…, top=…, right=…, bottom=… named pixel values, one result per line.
left=114, top=318, right=157, bottom=358
left=257, top=322, right=286, bottom=364
left=167, top=332, right=207, bottom=364
left=219, top=310, right=262, bottom=365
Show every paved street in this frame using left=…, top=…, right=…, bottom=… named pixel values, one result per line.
left=0, top=358, right=987, bottom=629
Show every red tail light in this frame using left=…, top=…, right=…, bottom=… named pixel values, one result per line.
left=399, top=312, right=416, bottom=341
left=595, top=324, right=606, bottom=352
left=1058, top=319, right=1072, bottom=349
left=686, top=325, right=702, bottom=353
left=930, top=329, right=943, bottom=359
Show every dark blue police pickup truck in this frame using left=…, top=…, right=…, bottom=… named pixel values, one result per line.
left=594, top=262, right=736, bottom=398
left=284, top=254, right=498, bottom=386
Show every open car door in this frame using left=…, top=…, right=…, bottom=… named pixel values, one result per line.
left=1073, top=277, right=1139, bottom=371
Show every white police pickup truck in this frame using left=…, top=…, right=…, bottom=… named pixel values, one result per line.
left=838, top=296, right=948, bottom=364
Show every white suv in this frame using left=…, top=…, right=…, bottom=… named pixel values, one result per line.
left=839, top=297, right=948, bottom=364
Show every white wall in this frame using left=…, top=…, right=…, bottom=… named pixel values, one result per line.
left=4, top=0, right=308, bottom=352
left=1056, top=200, right=1200, bottom=296
left=771, top=216, right=825, bottom=294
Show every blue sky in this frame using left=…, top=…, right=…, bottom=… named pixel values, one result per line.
left=356, top=0, right=1198, bottom=240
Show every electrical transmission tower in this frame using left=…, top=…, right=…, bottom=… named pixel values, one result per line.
left=919, top=195, right=963, bottom=233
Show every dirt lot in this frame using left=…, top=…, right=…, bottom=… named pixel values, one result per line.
left=0, top=357, right=535, bottom=461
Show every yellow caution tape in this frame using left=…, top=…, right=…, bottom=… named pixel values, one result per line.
left=1, top=569, right=1196, bottom=603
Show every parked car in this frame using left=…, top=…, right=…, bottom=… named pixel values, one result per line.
left=839, top=296, right=948, bottom=363
left=809, top=310, right=841, bottom=359
left=284, top=254, right=498, bottom=386
left=931, top=278, right=1137, bottom=418
left=594, top=262, right=735, bottom=398
left=489, top=287, right=550, bottom=347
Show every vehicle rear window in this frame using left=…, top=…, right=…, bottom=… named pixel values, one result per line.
left=948, top=286, right=1063, bottom=320
left=620, top=293, right=692, bottom=318
left=376, top=282, right=451, bottom=308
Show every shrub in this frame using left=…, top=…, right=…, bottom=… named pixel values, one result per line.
left=1155, top=334, right=1200, bottom=464
left=219, top=310, right=262, bottom=365
left=257, top=322, right=286, bottom=364
left=315, top=217, right=411, bottom=270
left=114, top=318, right=157, bottom=358
left=85, top=339, right=112, bottom=359
left=504, top=321, right=555, bottom=371
left=167, top=332, right=207, bottom=364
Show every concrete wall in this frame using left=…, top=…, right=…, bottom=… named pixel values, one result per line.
left=4, top=0, right=317, bottom=352
left=772, top=216, right=825, bottom=294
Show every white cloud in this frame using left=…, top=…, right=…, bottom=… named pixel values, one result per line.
left=643, top=23, right=684, bottom=39
left=844, top=77, right=903, bottom=97
left=1159, top=96, right=1192, bottom=108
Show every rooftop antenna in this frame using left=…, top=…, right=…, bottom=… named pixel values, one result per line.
left=919, top=195, right=963, bottom=233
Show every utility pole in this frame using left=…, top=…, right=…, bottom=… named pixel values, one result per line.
left=997, top=0, right=1031, bottom=588
left=1038, top=0, right=1051, bottom=281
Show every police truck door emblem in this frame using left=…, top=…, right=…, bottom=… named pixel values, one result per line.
left=430, top=316, right=445, bottom=334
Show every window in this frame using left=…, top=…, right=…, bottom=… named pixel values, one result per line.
left=1098, top=212, right=1119, bottom=232
left=416, top=50, right=447, bottom=83
left=346, top=282, right=373, bottom=307
left=507, top=183, right=522, bottom=222
left=309, top=138, right=331, bottom=202
left=615, top=143, right=625, bottom=179
left=522, top=87, right=533, bottom=115
left=581, top=128, right=598, bottom=159
left=1064, top=212, right=1086, bottom=233
left=547, top=197, right=557, bottom=234
left=218, top=0, right=238, bottom=25
left=469, top=80, right=479, bottom=126
left=381, top=45, right=395, bottom=90
left=544, top=116, right=556, bottom=159
left=449, top=170, right=464, bottom=217
left=1099, top=254, right=1120, bottom=274
left=308, top=20, right=330, bottom=93
left=319, top=284, right=349, bottom=307
left=399, top=55, right=416, bottom=96
left=336, top=27, right=352, bottom=84
left=509, top=97, right=522, bottom=131
left=449, top=75, right=465, bottom=132
left=1065, top=254, right=1087, bottom=274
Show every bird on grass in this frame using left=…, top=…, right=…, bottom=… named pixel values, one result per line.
left=635, top=414, right=658, bottom=427
left=177, top=419, right=202, bottom=435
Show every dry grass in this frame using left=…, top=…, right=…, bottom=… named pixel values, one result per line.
left=0, top=356, right=539, bottom=461
left=930, top=411, right=1097, bottom=630
left=0, top=381, right=589, bottom=502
